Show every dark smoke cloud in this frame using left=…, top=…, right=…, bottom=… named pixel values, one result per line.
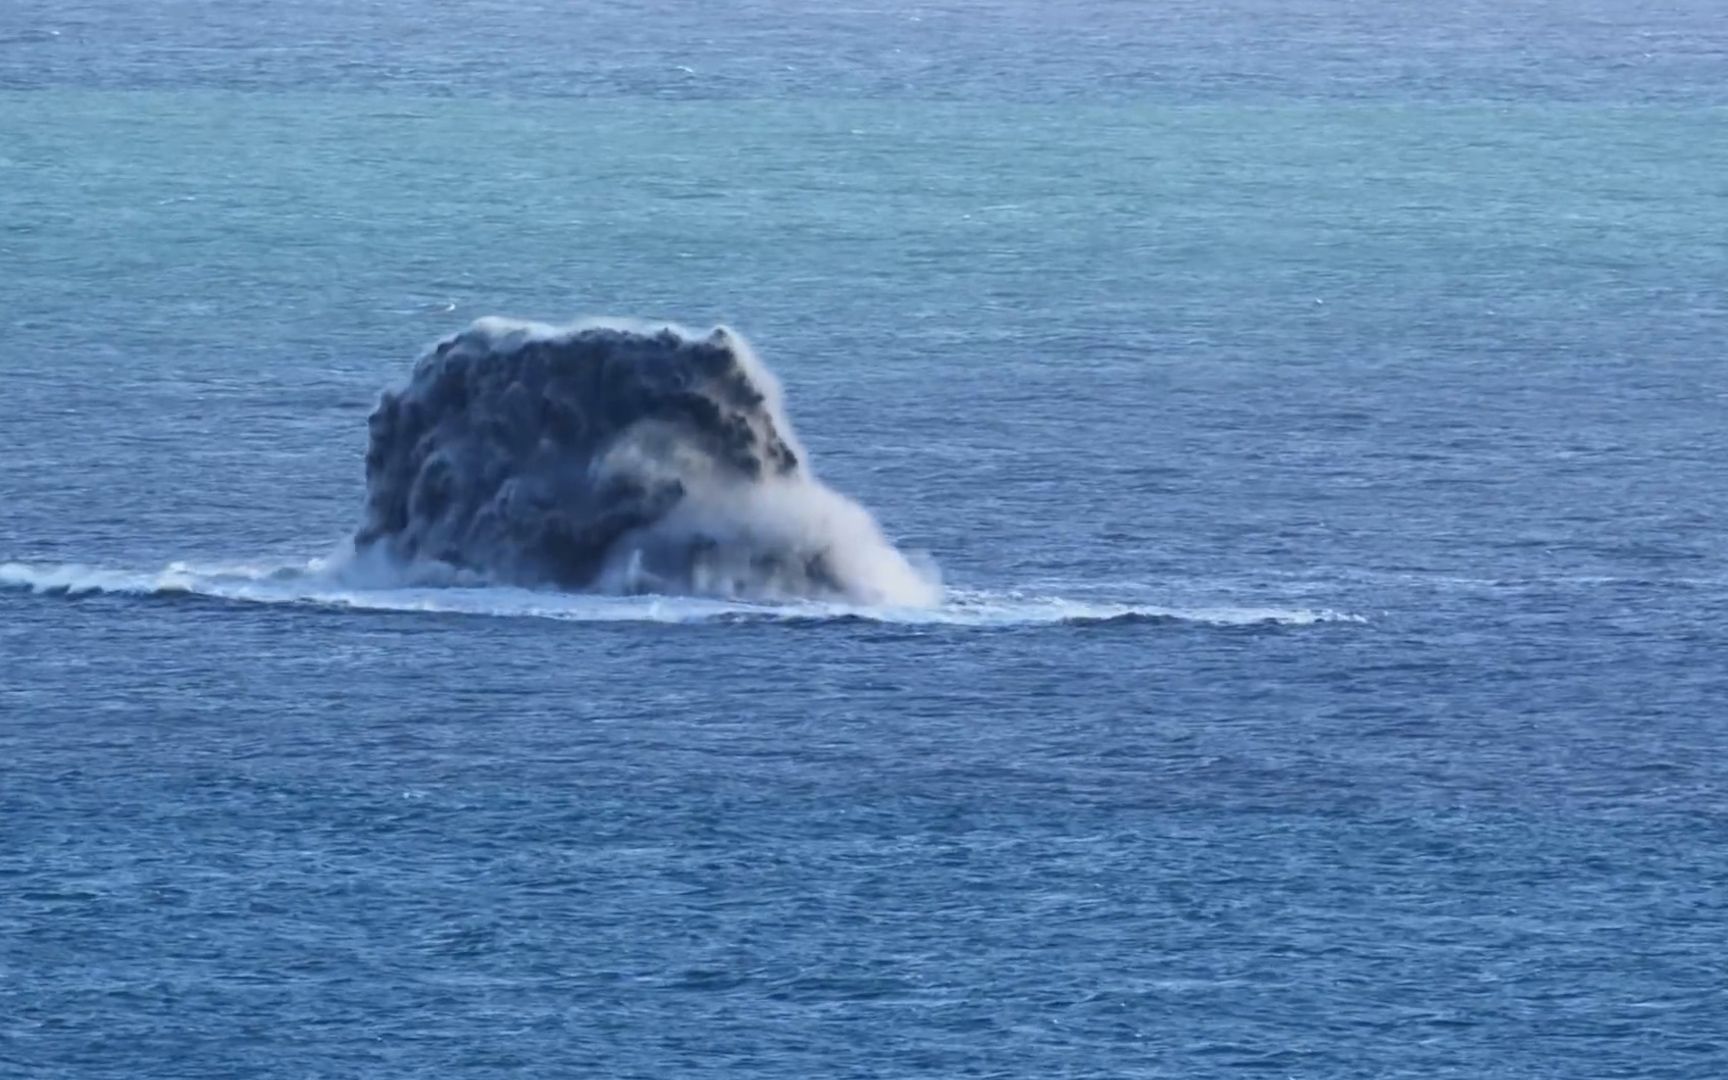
left=352, top=318, right=938, bottom=605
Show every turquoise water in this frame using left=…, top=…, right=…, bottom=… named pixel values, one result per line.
left=4, top=4, right=1728, bottom=1077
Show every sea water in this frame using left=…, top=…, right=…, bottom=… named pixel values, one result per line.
left=2, top=2, right=1726, bottom=1076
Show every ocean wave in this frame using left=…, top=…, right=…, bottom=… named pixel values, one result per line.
left=0, top=560, right=1364, bottom=629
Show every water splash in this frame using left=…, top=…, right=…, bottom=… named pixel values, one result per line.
left=350, top=317, right=940, bottom=606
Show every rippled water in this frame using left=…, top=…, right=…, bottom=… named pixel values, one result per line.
left=3, top=3, right=1727, bottom=1077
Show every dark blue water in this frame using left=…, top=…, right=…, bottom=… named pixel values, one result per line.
left=4, top=3, right=1727, bottom=1077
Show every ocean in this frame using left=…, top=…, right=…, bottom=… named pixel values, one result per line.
left=3, top=2, right=1726, bottom=1076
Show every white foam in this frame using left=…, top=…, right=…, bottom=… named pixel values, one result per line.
left=0, top=559, right=1364, bottom=628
